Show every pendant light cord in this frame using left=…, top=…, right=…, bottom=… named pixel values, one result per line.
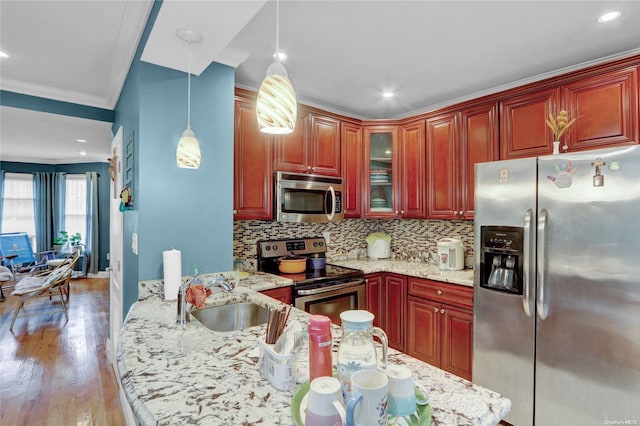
left=187, top=42, right=192, bottom=130
left=275, top=0, right=280, bottom=61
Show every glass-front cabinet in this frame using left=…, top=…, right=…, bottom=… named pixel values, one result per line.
left=363, top=125, right=399, bottom=218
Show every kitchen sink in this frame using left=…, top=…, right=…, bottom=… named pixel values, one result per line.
left=190, top=302, right=269, bottom=332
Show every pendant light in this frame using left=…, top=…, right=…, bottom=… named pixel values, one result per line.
left=256, top=0, right=297, bottom=134
left=176, top=28, right=203, bottom=169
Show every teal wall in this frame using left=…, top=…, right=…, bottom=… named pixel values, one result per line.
left=0, top=161, right=111, bottom=271
left=113, top=0, right=235, bottom=316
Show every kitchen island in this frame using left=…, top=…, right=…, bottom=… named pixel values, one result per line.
left=117, top=273, right=509, bottom=425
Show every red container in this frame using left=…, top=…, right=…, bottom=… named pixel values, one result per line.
left=308, top=315, right=333, bottom=381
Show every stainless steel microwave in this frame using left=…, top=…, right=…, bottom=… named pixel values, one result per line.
left=275, top=172, right=344, bottom=223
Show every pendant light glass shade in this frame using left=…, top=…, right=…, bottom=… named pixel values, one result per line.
left=176, top=28, right=202, bottom=169
left=257, top=0, right=297, bottom=135
left=176, top=128, right=201, bottom=168
left=257, top=62, right=297, bottom=134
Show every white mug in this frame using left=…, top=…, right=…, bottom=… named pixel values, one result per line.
left=306, top=377, right=346, bottom=426
left=385, top=365, right=416, bottom=417
left=346, top=369, right=388, bottom=426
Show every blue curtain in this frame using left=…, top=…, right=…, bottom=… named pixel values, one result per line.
left=86, top=172, right=99, bottom=274
left=0, top=170, right=5, bottom=231
left=33, top=172, right=66, bottom=252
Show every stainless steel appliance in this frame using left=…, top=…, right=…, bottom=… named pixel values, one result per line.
left=257, top=237, right=364, bottom=324
left=473, top=145, right=640, bottom=425
left=275, top=172, right=344, bottom=223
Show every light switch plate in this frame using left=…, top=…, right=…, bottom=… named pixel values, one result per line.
left=132, top=232, right=138, bottom=255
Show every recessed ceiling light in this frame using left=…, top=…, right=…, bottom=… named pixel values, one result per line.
left=382, top=91, right=394, bottom=98
left=79, top=151, right=88, bottom=157
left=273, top=51, right=287, bottom=61
left=77, top=139, right=87, bottom=143
left=597, top=11, right=621, bottom=23
left=0, top=51, right=9, bottom=59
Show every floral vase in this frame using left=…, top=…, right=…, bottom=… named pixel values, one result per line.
left=552, top=141, right=560, bottom=155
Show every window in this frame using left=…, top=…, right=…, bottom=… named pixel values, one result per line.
left=1, top=173, right=36, bottom=249
left=64, top=174, right=87, bottom=245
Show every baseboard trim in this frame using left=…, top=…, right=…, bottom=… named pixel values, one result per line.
left=89, top=271, right=110, bottom=278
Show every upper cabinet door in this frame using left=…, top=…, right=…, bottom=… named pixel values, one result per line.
left=233, top=98, right=273, bottom=220
left=273, top=111, right=309, bottom=174
left=426, top=112, right=458, bottom=218
left=459, top=102, right=498, bottom=218
left=563, top=67, right=638, bottom=151
left=273, top=110, right=341, bottom=176
left=500, top=87, right=561, bottom=159
left=310, top=114, right=341, bottom=176
left=341, top=122, right=362, bottom=218
left=399, top=121, right=426, bottom=218
left=363, top=126, right=399, bottom=218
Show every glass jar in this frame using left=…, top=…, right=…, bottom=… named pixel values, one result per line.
left=336, top=310, right=388, bottom=393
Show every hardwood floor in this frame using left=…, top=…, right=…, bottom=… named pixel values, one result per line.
left=0, top=278, right=126, bottom=426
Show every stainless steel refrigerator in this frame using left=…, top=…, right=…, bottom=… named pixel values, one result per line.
left=473, top=145, right=640, bottom=425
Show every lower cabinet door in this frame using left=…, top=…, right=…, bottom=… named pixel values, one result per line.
left=384, top=274, right=406, bottom=352
left=407, top=296, right=441, bottom=367
left=260, top=287, right=292, bottom=305
left=441, top=304, right=473, bottom=380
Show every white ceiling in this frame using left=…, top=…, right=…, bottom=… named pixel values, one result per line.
left=1, top=1, right=639, bottom=164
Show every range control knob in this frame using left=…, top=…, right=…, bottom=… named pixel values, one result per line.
left=265, top=245, right=271, bottom=251
left=272, top=244, right=278, bottom=251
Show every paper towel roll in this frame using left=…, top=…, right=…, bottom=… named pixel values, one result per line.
left=163, top=249, right=182, bottom=301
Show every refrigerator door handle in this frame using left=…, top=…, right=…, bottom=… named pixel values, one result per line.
left=537, top=208, right=549, bottom=320
left=523, top=208, right=534, bottom=317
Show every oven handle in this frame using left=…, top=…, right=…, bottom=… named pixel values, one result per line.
left=296, top=278, right=365, bottom=296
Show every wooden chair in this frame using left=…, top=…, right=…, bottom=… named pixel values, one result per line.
left=9, top=252, right=79, bottom=331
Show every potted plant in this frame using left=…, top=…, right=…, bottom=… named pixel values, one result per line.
left=54, top=231, right=82, bottom=254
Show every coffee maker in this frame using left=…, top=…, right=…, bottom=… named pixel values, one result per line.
left=479, top=226, right=523, bottom=294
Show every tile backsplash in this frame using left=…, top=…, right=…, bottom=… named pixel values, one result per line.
left=234, top=218, right=474, bottom=271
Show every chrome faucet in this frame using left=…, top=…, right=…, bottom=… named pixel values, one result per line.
left=176, top=273, right=235, bottom=325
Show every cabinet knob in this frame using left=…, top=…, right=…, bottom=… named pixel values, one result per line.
left=440, top=309, right=445, bottom=314
left=434, top=307, right=439, bottom=313
left=233, top=210, right=237, bottom=214
left=437, top=290, right=443, bottom=295
left=307, top=165, right=312, bottom=171
left=395, top=210, right=399, bottom=215
left=400, top=210, right=405, bottom=215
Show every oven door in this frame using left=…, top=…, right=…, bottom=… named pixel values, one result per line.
left=294, top=279, right=365, bottom=324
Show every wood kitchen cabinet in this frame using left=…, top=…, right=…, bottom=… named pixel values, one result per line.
left=365, top=273, right=406, bottom=351
left=426, top=112, right=458, bottom=219
left=341, top=121, right=362, bottom=218
left=500, top=87, right=560, bottom=159
left=407, top=277, right=473, bottom=380
left=260, top=287, right=292, bottom=305
left=501, top=64, right=639, bottom=159
left=274, top=110, right=341, bottom=176
left=562, top=67, right=638, bottom=151
left=363, top=125, right=398, bottom=218
left=426, top=102, right=497, bottom=219
left=399, top=120, right=426, bottom=218
left=233, top=94, right=273, bottom=220
left=363, top=124, right=423, bottom=219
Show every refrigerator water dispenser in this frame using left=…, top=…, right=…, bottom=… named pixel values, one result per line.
left=480, top=226, right=523, bottom=294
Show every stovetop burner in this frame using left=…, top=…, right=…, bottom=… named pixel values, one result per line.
left=256, top=237, right=364, bottom=288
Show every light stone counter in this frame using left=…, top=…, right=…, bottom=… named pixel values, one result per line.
left=331, top=259, right=475, bottom=287
left=117, top=274, right=509, bottom=425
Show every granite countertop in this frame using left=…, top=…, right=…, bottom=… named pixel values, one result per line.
left=117, top=273, right=509, bottom=425
left=330, top=258, right=475, bottom=287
